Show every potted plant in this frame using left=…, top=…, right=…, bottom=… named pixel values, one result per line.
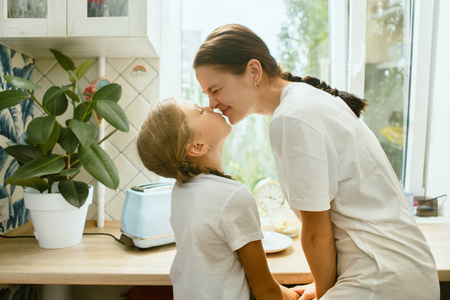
left=0, top=50, right=129, bottom=248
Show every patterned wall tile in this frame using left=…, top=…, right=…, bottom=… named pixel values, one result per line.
left=124, top=95, right=152, bottom=131
left=106, top=58, right=135, bottom=74
left=106, top=125, right=137, bottom=153
left=121, top=58, right=158, bottom=93
left=105, top=191, right=126, bottom=220
left=110, top=76, right=138, bottom=109
left=141, top=76, right=160, bottom=105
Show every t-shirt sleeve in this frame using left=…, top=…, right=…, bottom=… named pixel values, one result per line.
left=218, top=186, right=264, bottom=252
left=270, top=115, right=338, bottom=212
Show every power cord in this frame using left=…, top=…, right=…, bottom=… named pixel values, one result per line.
left=0, top=232, right=125, bottom=245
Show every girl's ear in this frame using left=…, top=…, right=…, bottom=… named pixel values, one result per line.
left=186, top=142, right=209, bottom=158
left=247, top=59, right=263, bottom=85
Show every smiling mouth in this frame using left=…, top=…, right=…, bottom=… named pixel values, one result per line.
left=221, top=107, right=230, bottom=116
left=213, top=108, right=231, bottom=125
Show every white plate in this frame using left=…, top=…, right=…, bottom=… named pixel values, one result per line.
left=262, top=231, right=293, bottom=253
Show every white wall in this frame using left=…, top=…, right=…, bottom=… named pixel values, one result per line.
left=424, top=0, right=450, bottom=217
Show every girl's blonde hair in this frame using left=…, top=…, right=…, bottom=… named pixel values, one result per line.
left=136, top=98, right=232, bottom=183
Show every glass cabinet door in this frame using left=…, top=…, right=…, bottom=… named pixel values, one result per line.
left=87, top=0, right=128, bottom=18
left=0, top=0, right=65, bottom=37
left=7, top=0, right=47, bottom=18
left=348, top=0, right=412, bottom=183
left=67, top=0, right=151, bottom=38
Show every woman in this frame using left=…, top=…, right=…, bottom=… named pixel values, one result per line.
left=193, top=24, right=440, bottom=299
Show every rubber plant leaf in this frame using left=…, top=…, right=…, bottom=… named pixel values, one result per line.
left=9, top=154, right=65, bottom=180
left=3, top=75, right=41, bottom=90
left=58, top=180, right=89, bottom=208
left=92, top=83, right=122, bottom=102
left=26, top=116, right=56, bottom=144
left=59, top=127, right=79, bottom=153
left=68, top=119, right=97, bottom=147
left=79, top=143, right=119, bottom=190
left=5, top=177, right=49, bottom=192
left=96, top=100, right=129, bottom=132
left=5, top=145, right=41, bottom=165
left=72, top=59, right=94, bottom=82
left=36, top=121, right=60, bottom=155
left=65, top=89, right=81, bottom=103
left=43, top=85, right=70, bottom=116
left=73, top=102, right=93, bottom=122
left=68, top=70, right=84, bottom=102
left=0, top=90, right=30, bottom=110
left=59, top=168, right=80, bottom=178
left=50, top=49, right=75, bottom=71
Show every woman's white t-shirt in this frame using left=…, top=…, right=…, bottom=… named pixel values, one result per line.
left=269, top=83, right=439, bottom=299
left=170, top=174, right=263, bottom=300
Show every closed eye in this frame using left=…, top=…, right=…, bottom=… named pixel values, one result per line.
left=195, top=105, right=205, bottom=114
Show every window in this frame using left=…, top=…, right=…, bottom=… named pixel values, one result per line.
left=181, top=0, right=330, bottom=188
left=362, top=0, right=411, bottom=182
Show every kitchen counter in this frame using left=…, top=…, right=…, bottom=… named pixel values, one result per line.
left=0, top=221, right=449, bottom=286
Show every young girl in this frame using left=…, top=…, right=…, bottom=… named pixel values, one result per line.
left=136, top=98, right=299, bottom=300
left=193, top=24, right=440, bottom=299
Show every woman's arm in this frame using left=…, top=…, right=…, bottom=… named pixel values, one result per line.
left=238, top=240, right=293, bottom=300
left=299, top=210, right=336, bottom=299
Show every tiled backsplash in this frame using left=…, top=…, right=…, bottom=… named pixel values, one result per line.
left=1, top=53, right=160, bottom=228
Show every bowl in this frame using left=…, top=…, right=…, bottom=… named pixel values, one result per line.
left=268, top=206, right=301, bottom=237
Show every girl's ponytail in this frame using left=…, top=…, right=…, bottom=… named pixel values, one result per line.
left=137, top=98, right=233, bottom=184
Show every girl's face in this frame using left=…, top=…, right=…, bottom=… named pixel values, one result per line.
left=195, top=65, right=257, bottom=125
left=178, top=99, right=231, bottom=147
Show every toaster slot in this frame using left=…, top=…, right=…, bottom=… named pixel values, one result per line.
left=131, top=182, right=173, bottom=192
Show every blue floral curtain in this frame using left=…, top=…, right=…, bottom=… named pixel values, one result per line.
left=0, top=45, right=35, bottom=234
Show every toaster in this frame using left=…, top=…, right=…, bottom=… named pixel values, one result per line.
left=120, top=182, right=175, bottom=248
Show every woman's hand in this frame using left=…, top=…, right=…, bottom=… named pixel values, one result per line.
left=280, top=285, right=300, bottom=300
left=292, top=282, right=317, bottom=300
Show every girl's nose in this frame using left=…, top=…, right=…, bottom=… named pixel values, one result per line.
left=203, top=106, right=214, bottom=113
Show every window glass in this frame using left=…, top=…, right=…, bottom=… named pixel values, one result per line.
left=182, top=0, right=329, bottom=188
left=363, top=0, right=411, bottom=182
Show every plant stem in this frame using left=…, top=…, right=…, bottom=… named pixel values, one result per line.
left=66, top=153, right=71, bottom=180
left=70, top=159, right=80, bottom=167
left=98, top=128, right=117, bottom=145
left=28, top=89, right=52, bottom=115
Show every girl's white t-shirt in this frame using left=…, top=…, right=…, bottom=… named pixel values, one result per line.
left=170, top=174, right=263, bottom=300
left=269, top=83, right=439, bottom=299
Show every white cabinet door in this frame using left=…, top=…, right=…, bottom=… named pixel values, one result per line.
left=67, top=0, right=159, bottom=38
left=0, top=0, right=65, bottom=37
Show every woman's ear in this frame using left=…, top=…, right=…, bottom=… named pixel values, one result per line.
left=247, top=59, right=263, bottom=85
left=186, top=142, right=209, bottom=158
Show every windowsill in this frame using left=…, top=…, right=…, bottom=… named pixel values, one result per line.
left=415, top=215, right=450, bottom=224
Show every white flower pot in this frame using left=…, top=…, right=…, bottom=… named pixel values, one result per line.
left=24, top=185, right=93, bottom=249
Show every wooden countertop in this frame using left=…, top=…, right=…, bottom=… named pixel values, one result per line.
left=0, top=221, right=449, bottom=286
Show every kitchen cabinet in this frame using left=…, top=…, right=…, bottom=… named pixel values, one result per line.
left=0, top=0, right=161, bottom=58
left=0, top=0, right=65, bottom=37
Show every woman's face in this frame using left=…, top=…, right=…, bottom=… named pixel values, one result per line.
left=195, top=65, right=257, bottom=125
left=178, top=99, right=231, bottom=147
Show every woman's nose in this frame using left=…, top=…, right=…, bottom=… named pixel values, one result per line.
left=209, top=96, right=219, bottom=109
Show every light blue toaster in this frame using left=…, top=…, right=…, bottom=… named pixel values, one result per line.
left=120, top=182, right=175, bottom=248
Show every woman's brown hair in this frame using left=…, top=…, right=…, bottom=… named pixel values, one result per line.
left=136, top=98, right=232, bottom=183
left=193, top=24, right=367, bottom=117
